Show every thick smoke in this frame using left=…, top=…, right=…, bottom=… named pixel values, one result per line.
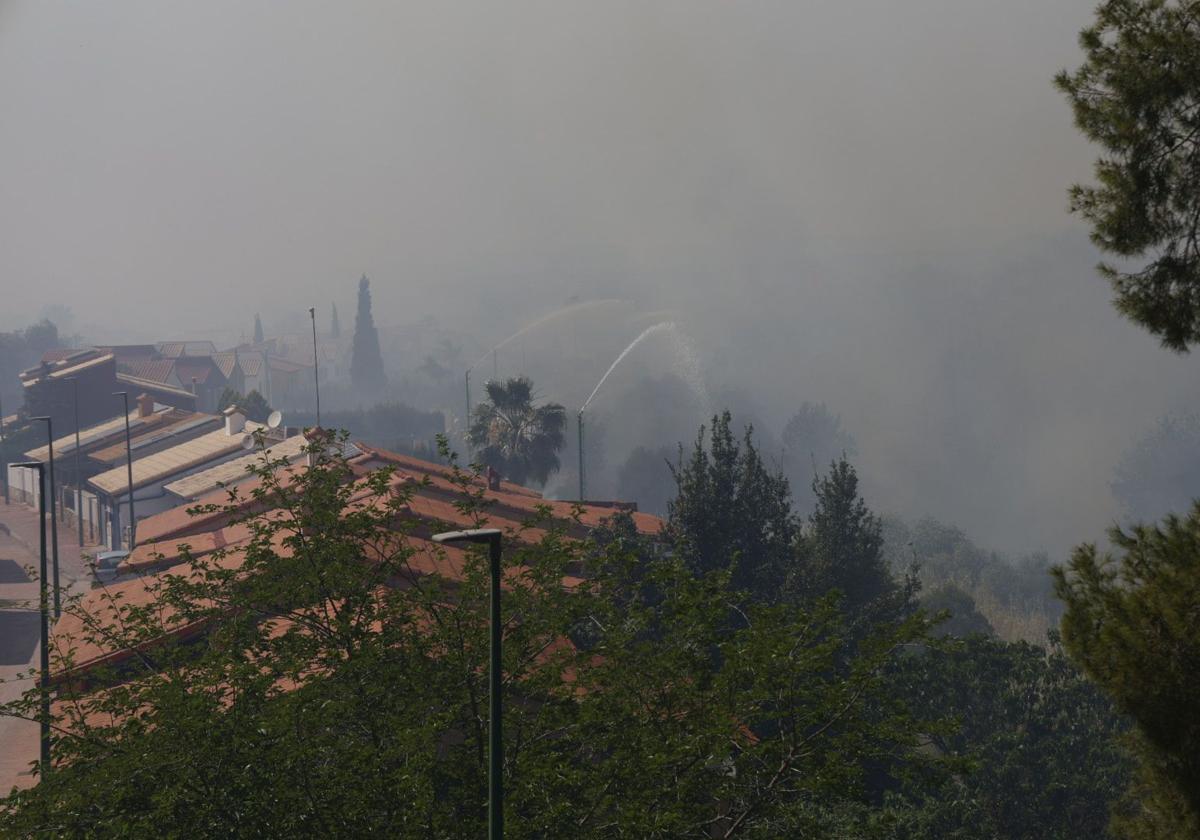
left=3, top=0, right=1197, bottom=555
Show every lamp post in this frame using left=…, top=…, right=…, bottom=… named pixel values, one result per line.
left=577, top=410, right=585, bottom=502
left=30, top=417, right=60, bottom=618
left=0, top=393, right=8, bottom=504
left=431, top=528, right=504, bottom=840
left=68, top=378, right=83, bottom=547
left=308, top=306, right=321, bottom=426
left=112, top=393, right=135, bottom=549
left=13, top=461, right=51, bottom=771
left=464, top=369, right=472, bottom=460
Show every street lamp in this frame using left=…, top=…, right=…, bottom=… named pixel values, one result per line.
left=0, top=393, right=8, bottom=504
left=112, top=393, right=135, bottom=549
left=30, top=416, right=60, bottom=617
left=464, top=369, right=472, bottom=460
left=13, top=461, right=52, bottom=771
left=308, top=306, right=321, bottom=427
left=68, top=378, right=83, bottom=547
left=431, top=528, right=504, bottom=840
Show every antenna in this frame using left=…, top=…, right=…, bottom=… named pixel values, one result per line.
left=267, top=410, right=283, bottom=430
left=241, top=434, right=256, bottom=451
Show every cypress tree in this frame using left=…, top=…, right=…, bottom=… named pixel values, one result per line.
left=350, top=275, right=386, bottom=392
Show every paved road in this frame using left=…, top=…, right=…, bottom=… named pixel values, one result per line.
left=0, top=524, right=43, bottom=793
left=0, top=500, right=100, bottom=793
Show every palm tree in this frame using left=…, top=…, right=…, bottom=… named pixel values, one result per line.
left=468, top=376, right=566, bottom=487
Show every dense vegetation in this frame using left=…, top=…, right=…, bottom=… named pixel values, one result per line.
left=0, top=428, right=1143, bottom=837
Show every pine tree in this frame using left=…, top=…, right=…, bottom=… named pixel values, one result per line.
left=330, top=303, right=340, bottom=339
left=667, top=411, right=796, bottom=601
left=253, top=314, right=264, bottom=344
left=1054, top=509, right=1200, bottom=837
left=796, top=458, right=898, bottom=615
left=350, top=274, right=386, bottom=392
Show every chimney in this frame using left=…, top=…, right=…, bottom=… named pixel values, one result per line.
left=136, top=393, right=154, bottom=419
left=223, top=404, right=246, bottom=436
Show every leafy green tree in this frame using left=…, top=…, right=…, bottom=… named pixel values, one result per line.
left=215, top=387, right=240, bottom=414
left=350, top=274, right=387, bottom=392
left=1054, top=508, right=1200, bottom=837
left=890, top=634, right=1131, bottom=839
left=796, top=458, right=902, bottom=618
left=667, top=411, right=796, bottom=601
left=1057, top=0, right=1200, bottom=350
left=215, top=389, right=272, bottom=424
left=241, top=390, right=272, bottom=424
left=919, top=584, right=993, bottom=638
left=0, top=436, right=945, bottom=837
left=467, top=376, right=566, bottom=487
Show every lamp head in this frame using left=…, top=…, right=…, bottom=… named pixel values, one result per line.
left=432, top=528, right=502, bottom=546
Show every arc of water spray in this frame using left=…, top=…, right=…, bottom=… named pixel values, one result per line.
left=581, top=322, right=676, bottom=411
left=470, top=298, right=626, bottom=372
left=577, top=321, right=677, bottom=501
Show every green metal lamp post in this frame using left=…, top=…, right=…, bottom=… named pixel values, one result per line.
left=112, top=393, right=135, bottom=549
left=432, top=528, right=504, bottom=839
left=30, top=417, right=60, bottom=617
left=14, top=461, right=51, bottom=771
left=68, top=378, right=84, bottom=547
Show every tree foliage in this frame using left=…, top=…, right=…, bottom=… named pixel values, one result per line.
left=890, top=635, right=1131, bottom=839
left=0, top=437, right=945, bottom=837
left=468, top=376, right=566, bottom=488
left=215, top=388, right=273, bottom=424
left=350, top=274, right=387, bottom=392
left=667, top=411, right=796, bottom=601
left=1054, top=507, right=1200, bottom=837
left=1057, top=0, right=1200, bottom=350
left=781, top=402, right=857, bottom=515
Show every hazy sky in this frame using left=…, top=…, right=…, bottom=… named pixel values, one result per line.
left=4, top=1, right=1198, bottom=555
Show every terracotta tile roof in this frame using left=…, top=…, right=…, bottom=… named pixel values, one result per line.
left=237, top=356, right=263, bottom=376
left=119, top=359, right=177, bottom=384
left=211, top=352, right=239, bottom=379
left=88, top=412, right=220, bottom=467
left=162, top=434, right=307, bottom=501
left=115, top=373, right=199, bottom=402
left=26, top=408, right=143, bottom=462
left=88, top=422, right=265, bottom=495
left=157, top=341, right=217, bottom=358
left=173, top=358, right=221, bottom=385
left=39, top=348, right=86, bottom=364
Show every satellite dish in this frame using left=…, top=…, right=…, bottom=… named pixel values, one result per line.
left=241, top=434, right=256, bottom=451
left=267, top=410, right=283, bottom=430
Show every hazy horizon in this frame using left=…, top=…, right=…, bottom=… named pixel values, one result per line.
left=5, top=1, right=1198, bottom=558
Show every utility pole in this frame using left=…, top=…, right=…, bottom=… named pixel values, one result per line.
left=113, top=393, right=135, bottom=549
left=433, top=529, right=504, bottom=840
left=15, top=461, right=51, bottom=771
left=309, top=306, right=321, bottom=426
left=69, top=378, right=83, bottom=547
left=31, top=417, right=60, bottom=617
left=577, top=410, right=586, bottom=501
left=0, top=393, right=8, bottom=505
left=465, top=369, right=472, bottom=460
